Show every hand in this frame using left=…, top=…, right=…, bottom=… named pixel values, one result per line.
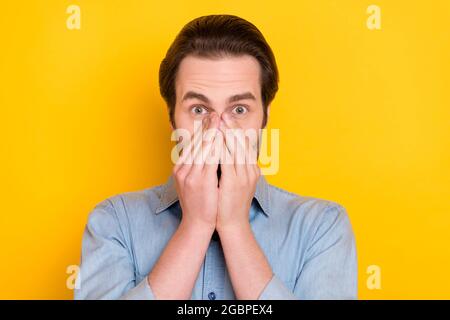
left=173, top=113, right=222, bottom=231
left=216, top=112, right=261, bottom=233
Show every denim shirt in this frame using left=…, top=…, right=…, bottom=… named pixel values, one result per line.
left=74, top=174, right=357, bottom=300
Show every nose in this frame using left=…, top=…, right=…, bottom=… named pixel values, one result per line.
left=205, top=112, right=222, bottom=130
left=219, top=111, right=231, bottom=130
left=206, top=111, right=227, bottom=129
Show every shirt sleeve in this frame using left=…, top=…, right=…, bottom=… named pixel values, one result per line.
left=74, top=199, right=156, bottom=300
left=258, top=204, right=357, bottom=300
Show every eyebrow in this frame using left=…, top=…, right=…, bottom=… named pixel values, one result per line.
left=181, top=91, right=256, bottom=104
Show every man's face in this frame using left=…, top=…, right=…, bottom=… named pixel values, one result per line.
left=173, top=54, right=266, bottom=134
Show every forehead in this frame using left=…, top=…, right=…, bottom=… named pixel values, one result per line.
left=175, top=55, right=261, bottom=100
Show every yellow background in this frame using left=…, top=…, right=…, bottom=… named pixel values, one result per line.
left=1, top=0, right=449, bottom=299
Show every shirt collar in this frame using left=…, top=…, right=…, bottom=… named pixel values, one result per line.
left=155, top=174, right=270, bottom=217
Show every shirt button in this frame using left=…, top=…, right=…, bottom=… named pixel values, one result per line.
left=208, top=292, right=216, bottom=300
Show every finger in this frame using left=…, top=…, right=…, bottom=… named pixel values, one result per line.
left=194, top=114, right=218, bottom=171
left=189, top=116, right=211, bottom=174
left=173, top=119, right=204, bottom=173
left=219, top=131, right=235, bottom=177
left=203, top=114, right=221, bottom=173
left=203, top=129, right=223, bottom=176
left=245, top=135, right=260, bottom=180
left=245, top=134, right=258, bottom=165
left=221, top=113, right=247, bottom=178
left=221, top=113, right=248, bottom=155
left=175, top=116, right=209, bottom=181
left=222, top=113, right=259, bottom=179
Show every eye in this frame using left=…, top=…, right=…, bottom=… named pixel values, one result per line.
left=190, top=105, right=208, bottom=115
left=231, top=105, right=248, bottom=115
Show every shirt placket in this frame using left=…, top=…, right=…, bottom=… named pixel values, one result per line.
left=202, top=239, right=225, bottom=300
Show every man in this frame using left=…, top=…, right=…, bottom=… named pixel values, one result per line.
left=75, top=14, right=357, bottom=300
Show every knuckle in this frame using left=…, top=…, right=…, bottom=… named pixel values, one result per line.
left=174, top=167, right=189, bottom=182
left=184, top=175, right=196, bottom=188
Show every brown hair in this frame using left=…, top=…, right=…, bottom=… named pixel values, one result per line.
left=159, top=14, right=279, bottom=128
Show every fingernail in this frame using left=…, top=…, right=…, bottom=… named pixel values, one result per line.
left=219, top=120, right=225, bottom=131
left=203, top=116, right=210, bottom=128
